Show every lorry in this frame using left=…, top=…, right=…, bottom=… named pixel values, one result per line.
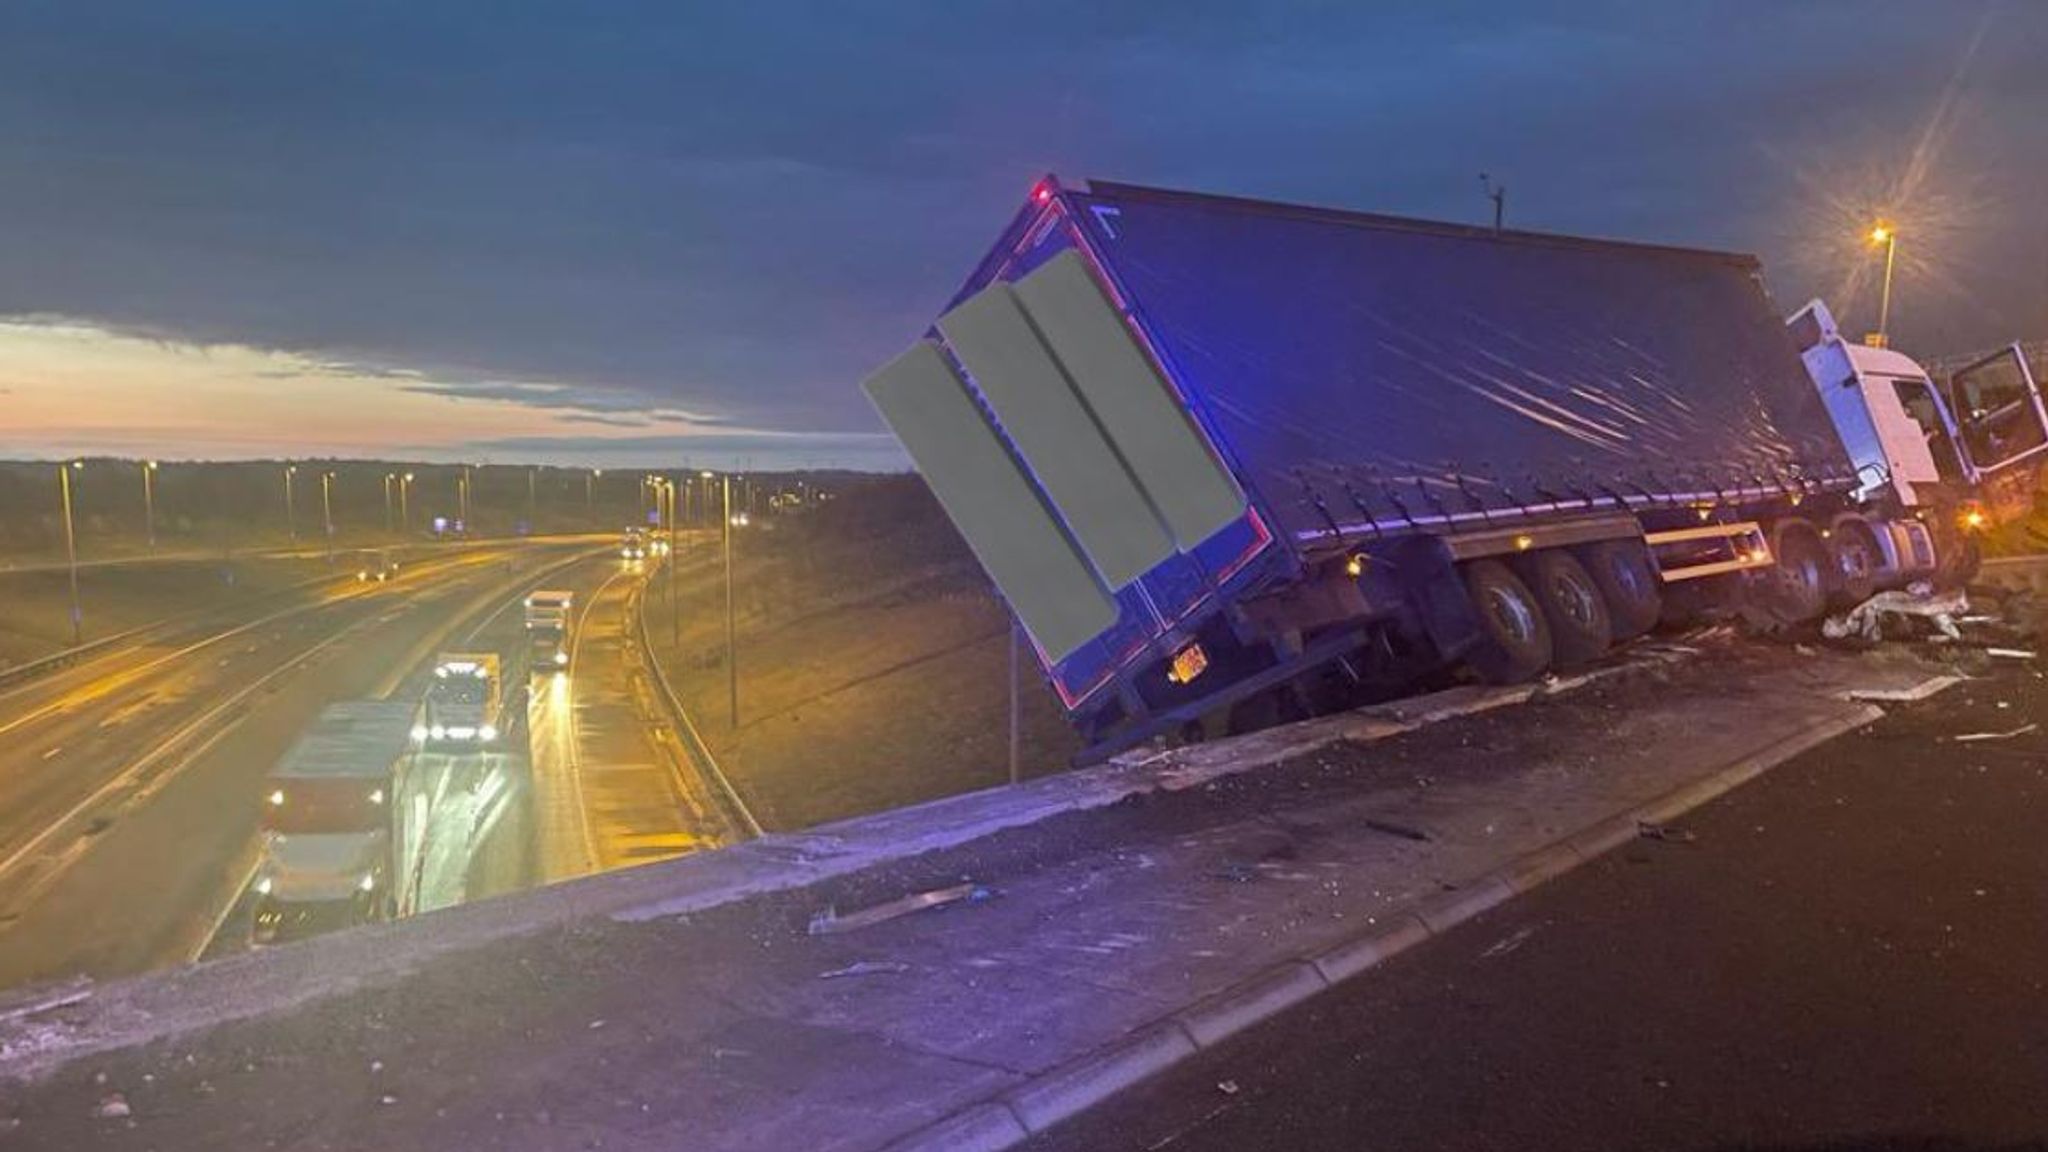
left=621, top=527, right=649, bottom=560
left=414, top=653, right=504, bottom=748
left=524, top=589, right=574, bottom=675
left=252, top=700, right=415, bottom=946
left=863, top=176, right=2044, bottom=757
left=349, top=548, right=400, bottom=583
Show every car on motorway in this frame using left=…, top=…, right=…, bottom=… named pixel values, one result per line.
left=621, top=527, right=649, bottom=560
left=413, top=653, right=505, bottom=748
left=350, top=548, right=401, bottom=582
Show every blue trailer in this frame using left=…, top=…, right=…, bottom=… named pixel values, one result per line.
left=865, top=177, right=2039, bottom=756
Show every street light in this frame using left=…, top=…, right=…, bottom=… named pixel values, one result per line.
left=59, top=460, right=83, bottom=646
left=586, top=468, right=601, bottom=514
left=383, top=473, right=396, bottom=534
left=723, top=474, right=737, bottom=727
left=1869, top=222, right=1899, bottom=349
left=141, top=460, right=159, bottom=551
left=458, top=465, right=471, bottom=533
left=400, top=472, right=414, bottom=534
left=320, top=471, right=335, bottom=560
left=283, top=464, right=298, bottom=544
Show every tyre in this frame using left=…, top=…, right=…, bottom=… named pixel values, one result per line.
left=1576, top=538, right=1662, bottom=640
left=1461, top=559, right=1553, bottom=683
left=1522, top=549, right=1614, bottom=666
left=1826, top=517, right=1882, bottom=607
left=1762, top=519, right=1829, bottom=624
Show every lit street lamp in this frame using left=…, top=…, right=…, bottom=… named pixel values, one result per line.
left=142, top=460, right=159, bottom=551
left=383, top=473, right=396, bottom=534
left=283, top=464, right=298, bottom=544
left=1869, top=223, right=1899, bottom=349
left=320, top=471, right=335, bottom=561
left=723, top=473, right=737, bottom=727
left=59, top=460, right=83, bottom=646
left=400, top=472, right=414, bottom=534
left=586, top=468, right=602, bottom=514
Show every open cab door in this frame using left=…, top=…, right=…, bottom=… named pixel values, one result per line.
left=1947, top=343, right=2048, bottom=520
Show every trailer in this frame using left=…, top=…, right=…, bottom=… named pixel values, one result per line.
left=524, top=590, right=574, bottom=675
left=253, top=701, right=416, bottom=945
left=863, top=177, right=2045, bottom=756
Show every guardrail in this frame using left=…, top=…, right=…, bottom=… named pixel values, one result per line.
left=631, top=568, right=765, bottom=840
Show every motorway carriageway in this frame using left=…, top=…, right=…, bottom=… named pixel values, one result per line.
left=0, top=541, right=736, bottom=995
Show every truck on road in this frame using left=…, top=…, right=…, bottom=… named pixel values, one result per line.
left=414, top=653, right=504, bottom=748
left=524, top=590, right=574, bottom=675
left=864, top=177, right=2043, bottom=755
left=252, top=701, right=415, bottom=946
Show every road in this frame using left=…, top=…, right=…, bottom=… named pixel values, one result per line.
left=528, top=550, right=739, bottom=881
left=0, top=539, right=739, bottom=993
left=1023, top=665, right=2048, bottom=1152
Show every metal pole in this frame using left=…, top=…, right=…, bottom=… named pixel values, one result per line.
left=321, top=472, right=334, bottom=560
left=724, top=475, right=737, bottom=728
left=400, top=474, right=411, bottom=534
left=668, top=481, right=679, bottom=648
left=60, top=463, right=81, bottom=646
left=284, top=466, right=297, bottom=543
left=458, top=467, right=470, bottom=531
left=527, top=467, right=536, bottom=526
left=1008, top=620, right=1020, bottom=786
left=1876, top=233, right=1898, bottom=347
left=142, top=461, right=157, bottom=551
left=383, top=474, right=394, bottom=534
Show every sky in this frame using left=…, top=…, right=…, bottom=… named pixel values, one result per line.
left=1, top=1, right=2044, bottom=468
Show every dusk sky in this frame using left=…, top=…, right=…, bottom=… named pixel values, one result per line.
left=2, top=2, right=2044, bottom=468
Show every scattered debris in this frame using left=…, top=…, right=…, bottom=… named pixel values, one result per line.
left=378, top=1094, right=399, bottom=1107
left=808, top=882, right=981, bottom=936
left=1953, top=724, right=2038, bottom=743
left=92, top=1094, right=130, bottom=1120
left=587, top=1019, right=607, bottom=1030
left=369, top=1059, right=384, bottom=1074
left=1216, top=1080, right=1241, bottom=1096
left=1637, top=820, right=1697, bottom=844
left=1987, top=648, right=2037, bottom=660
left=0, top=977, right=93, bottom=1024
left=1480, top=927, right=1536, bottom=959
left=1362, top=817, right=1433, bottom=843
left=819, top=960, right=911, bottom=980
left=1822, top=584, right=1967, bottom=644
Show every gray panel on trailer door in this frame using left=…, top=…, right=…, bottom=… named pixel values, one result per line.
left=861, top=342, right=1118, bottom=661
left=938, top=284, right=1175, bottom=588
left=1013, top=250, right=1246, bottom=549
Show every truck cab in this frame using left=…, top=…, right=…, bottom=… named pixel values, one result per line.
left=1791, top=299, right=2047, bottom=564
left=621, top=527, right=648, bottom=560
left=350, top=548, right=400, bottom=582
left=414, top=653, right=504, bottom=748
left=252, top=832, right=389, bottom=945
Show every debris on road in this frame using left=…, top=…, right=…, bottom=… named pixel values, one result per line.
left=1363, top=816, right=1433, bottom=842
left=1986, top=648, right=2037, bottom=661
left=91, top=1094, right=129, bottom=1120
left=808, top=882, right=981, bottom=935
left=1216, top=1080, right=1241, bottom=1096
left=1952, top=723, right=2038, bottom=743
left=819, top=960, right=911, bottom=980
left=0, top=977, right=93, bottom=1023
left=1822, top=585, right=1967, bottom=644
left=1481, top=927, right=1536, bottom=959
left=1637, top=820, right=1698, bottom=844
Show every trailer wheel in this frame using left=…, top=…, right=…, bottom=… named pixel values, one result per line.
left=1576, top=539, right=1662, bottom=640
left=1826, top=517, right=1882, bottom=607
left=1461, top=559, right=1553, bottom=683
left=1523, top=550, right=1614, bottom=666
left=1763, top=520, right=1829, bottom=624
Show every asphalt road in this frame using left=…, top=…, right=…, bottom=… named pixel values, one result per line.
left=0, top=542, right=600, bottom=991
left=1024, top=664, right=2048, bottom=1152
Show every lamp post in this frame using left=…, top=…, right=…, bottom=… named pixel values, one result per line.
left=142, top=460, right=159, bottom=551
left=283, top=464, right=298, bottom=544
left=1869, top=223, right=1899, bottom=349
left=399, top=472, right=413, bottom=534
left=59, top=460, right=83, bottom=646
left=664, top=478, right=679, bottom=646
left=723, top=474, right=737, bottom=727
left=586, top=468, right=601, bottom=515
left=458, top=466, right=471, bottom=533
left=320, top=471, right=335, bottom=561
left=527, top=466, right=537, bottom=528
left=383, top=473, right=395, bottom=534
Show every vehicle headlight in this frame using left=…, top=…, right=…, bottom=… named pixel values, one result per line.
left=479, top=724, right=498, bottom=742
left=254, top=876, right=273, bottom=895
left=555, top=651, right=569, bottom=665
left=429, top=725, right=447, bottom=740
left=411, top=725, right=429, bottom=742
left=268, top=789, right=285, bottom=806
left=358, top=873, right=377, bottom=892
left=368, top=788, right=385, bottom=805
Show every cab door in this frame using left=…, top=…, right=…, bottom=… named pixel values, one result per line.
left=1947, top=344, right=2048, bottom=476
